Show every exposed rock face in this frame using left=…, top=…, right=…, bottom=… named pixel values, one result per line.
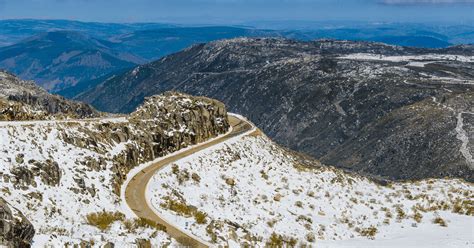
left=62, top=92, right=229, bottom=193
left=10, top=159, right=61, bottom=188
left=0, top=198, right=35, bottom=247
left=0, top=70, right=100, bottom=120
left=76, top=38, right=474, bottom=181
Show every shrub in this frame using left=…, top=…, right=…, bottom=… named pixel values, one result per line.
left=396, top=206, right=406, bottom=220
left=433, top=217, right=447, bottom=227
left=225, top=177, right=236, bottom=187
left=135, top=217, right=167, bottom=231
left=123, top=217, right=166, bottom=232
left=171, top=164, right=179, bottom=175
left=267, top=219, right=277, bottom=228
left=273, top=193, right=282, bottom=202
left=194, top=211, right=208, bottom=224
left=359, top=226, right=378, bottom=238
left=161, top=197, right=208, bottom=225
left=413, top=212, right=423, bottom=223
left=86, top=211, right=125, bottom=231
left=306, top=232, right=316, bottom=243
left=160, top=197, right=195, bottom=217
left=191, top=173, right=201, bottom=183
left=266, top=232, right=297, bottom=247
left=297, top=215, right=313, bottom=224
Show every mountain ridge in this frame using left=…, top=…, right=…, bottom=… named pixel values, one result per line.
left=0, top=31, right=140, bottom=92
left=74, top=38, right=474, bottom=182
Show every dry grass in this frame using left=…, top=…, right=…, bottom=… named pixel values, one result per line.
left=266, top=232, right=298, bottom=247
left=160, top=197, right=195, bottom=217
left=358, top=226, right=378, bottom=238
left=86, top=211, right=125, bottom=231
left=413, top=211, right=423, bottom=223
left=194, top=211, right=208, bottom=224
left=161, top=196, right=208, bottom=225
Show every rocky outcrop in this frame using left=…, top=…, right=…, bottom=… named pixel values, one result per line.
left=0, top=198, right=35, bottom=247
left=10, top=159, right=62, bottom=188
left=62, top=92, right=229, bottom=193
left=0, top=70, right=100, bottom=120
left=0, top=98, right=48, bottom=121
left=75, top=38, right=474, bottom=181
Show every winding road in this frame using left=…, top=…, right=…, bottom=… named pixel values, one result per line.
left=124, top=114, right=255, bottom=247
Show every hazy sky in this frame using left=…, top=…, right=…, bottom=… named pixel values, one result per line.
left=0, top=0, right=473, bottom=24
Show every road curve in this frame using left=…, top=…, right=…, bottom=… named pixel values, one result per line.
left=125, top=114, right=255, bottom=247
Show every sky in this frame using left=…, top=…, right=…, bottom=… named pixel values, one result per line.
left=0, top=0, right=473, bottom=24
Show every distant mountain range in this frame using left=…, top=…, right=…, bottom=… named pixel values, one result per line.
left=1, top=19, right=473, bottom=93
left=0, top=19, right=175, bottom=46
left=107, top=26, right=289, bottom=61
left=73, top=38, right=474, bottom=182
left=2, top=19, right=473, bottom=48
left=0, top=31, right=140, bottom=91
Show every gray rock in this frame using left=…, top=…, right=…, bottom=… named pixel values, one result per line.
left=0, top=70, right=101, bottom=120
left=0, top=198, right=35, bottom=247
left=62, top=92, right=229, bottom=194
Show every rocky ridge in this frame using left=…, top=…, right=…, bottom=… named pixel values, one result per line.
left=75, top=38, right=474, bottom=181
left=62, top=91, right=229, bottom=193
left=0, top=86, right=229, bottom=245
left=0, top=70, right=100, bottom=120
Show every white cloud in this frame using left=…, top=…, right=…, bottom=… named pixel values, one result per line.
left=380, top=0, right=474, bottom=4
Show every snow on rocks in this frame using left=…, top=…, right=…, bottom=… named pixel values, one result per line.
left=339, top=53, right=474, bottom=64
left=0, top=121, right=175, bottom=246
left=148, top=134, right=474, bottom=247
left=0, top=92, right=230, bottom=246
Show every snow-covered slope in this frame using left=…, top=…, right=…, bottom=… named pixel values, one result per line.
left=0, top=92, right=229, bottom=246
left=0, top=119, right=174, bottom=246
left=148, top=132, right=474, bottom=247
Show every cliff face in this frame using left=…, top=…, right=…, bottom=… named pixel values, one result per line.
left=0, top=198, right=35, bottom=247
left=63, top=92, right=229, bottom=193
left=0, top=70, right=100, bottom=120
left=75, top=38, right=474, bottom=181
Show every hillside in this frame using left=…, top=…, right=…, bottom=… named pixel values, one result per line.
left=148, top=130, right=473, bottom=247
left=0, top=69, right=471, bottom=247
left=0, top=83, right=229, bottom=246
left=0, top=70, right=100, bottom=120
left=75, top=38, right=474, bottom=182
left=0, top=31, right=140, bottom=92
